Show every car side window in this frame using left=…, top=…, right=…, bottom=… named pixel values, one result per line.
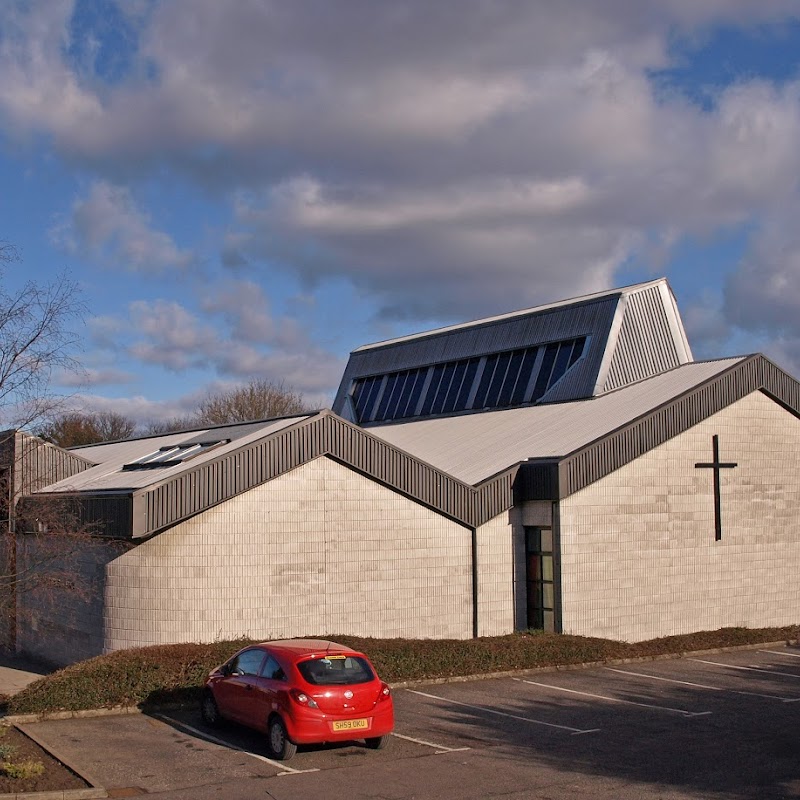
left=260, top=654, right=286, bottom=681
left=230, top=649, right=265, bottom=676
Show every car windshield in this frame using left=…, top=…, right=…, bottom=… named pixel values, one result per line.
left=297, top=655, right=375, bottom=686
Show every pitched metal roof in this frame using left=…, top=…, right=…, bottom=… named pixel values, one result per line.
left=42, top=415, right=314, bottom=493
left=332, top=277, right=693, bottom=421
left=353, top=277, right=669, bottom=352
left=24, top=354, right=800, bottom=539
left=367, top=357, right=746, bottom=484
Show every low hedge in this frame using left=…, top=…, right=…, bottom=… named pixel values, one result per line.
left=7, top=625, right=798, bottom=715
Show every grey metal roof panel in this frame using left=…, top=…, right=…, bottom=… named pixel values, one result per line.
left=353, top=277, right=667, bottom=352
left=38, top=415, right=314, bottom=493
left=368, top=358, right=746, bottom=485
left=333, top=277, right=695, bottom=417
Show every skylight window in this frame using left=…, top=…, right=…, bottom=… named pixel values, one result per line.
left=122, top=439, right=229, bottom=470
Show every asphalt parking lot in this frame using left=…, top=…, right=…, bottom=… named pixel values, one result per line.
left=18, top=644, right=800, bottom=799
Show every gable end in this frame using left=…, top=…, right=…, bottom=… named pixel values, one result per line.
left=556, top=354, right=800, bottom=498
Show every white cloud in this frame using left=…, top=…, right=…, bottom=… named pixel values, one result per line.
left=5, top=1, right=800, bottom=353
left=62, top=392, right=194, bottom=426
left=199, top=279, right=307, bottom=348
left=0, top=1, right=101, bottom=140
left=128, top=299, right=218, bottom=371
left=96, top=294, right=344, bottom=395
left=724, top=204, right=800, bottom=340
left=52, top=181, right=194, bottom=273
left=56, top=366, right=137, bottom=388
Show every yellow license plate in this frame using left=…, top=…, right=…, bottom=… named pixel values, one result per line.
left=332, top=718, right=369, bottom=732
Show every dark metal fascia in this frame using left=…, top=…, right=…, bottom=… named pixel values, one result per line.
left=133, top=410, right=497, bottom=537
left=18, top=490, right=133, bottom=538
left=513, top=460, right=561, bottom=502
left=556, top=354, right=796, bottom=498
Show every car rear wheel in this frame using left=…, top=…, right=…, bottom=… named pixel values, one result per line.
left=267, top=716, right=297, bottom=761
left=364, top=734, right=389, bottom=750
left=200, top=691, right=221, bottom=727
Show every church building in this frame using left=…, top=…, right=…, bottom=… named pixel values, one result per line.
left=4, top=278, right=800, bottom=665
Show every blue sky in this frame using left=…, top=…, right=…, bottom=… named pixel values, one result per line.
left=2, top=1, right=800, bottom=426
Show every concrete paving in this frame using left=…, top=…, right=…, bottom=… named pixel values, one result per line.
left=0, top=652, right=50, bottom=696
left=8, top=644, right=800, bottom=799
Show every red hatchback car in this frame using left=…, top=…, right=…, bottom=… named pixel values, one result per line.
left=201, top=639, right=394, bottom=760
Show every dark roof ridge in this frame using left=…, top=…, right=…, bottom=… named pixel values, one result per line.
left=352, top=277, right=669, bottom=354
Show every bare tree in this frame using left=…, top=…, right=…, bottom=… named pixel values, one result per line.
left=142, top=380, right=309, bottom=434
left=35, top=410, right=138, bottom=448
left=142, top=415, right=198, bottom=436
left=0, top=244, right=91, bottom=653
left=194, top=379, right=309, bottom=425
left=0, top=243, right=84, bottom=429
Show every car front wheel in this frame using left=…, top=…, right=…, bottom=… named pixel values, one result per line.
left=267, top=716, right=298, bottom=761
left=364, top=734, right=389, bottom=750
left=200, top=691, right=221, bottom=727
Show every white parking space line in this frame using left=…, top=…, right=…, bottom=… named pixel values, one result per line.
left=760, top=649, right=800, bottom=659
left=690, top=659, right=800, bottom=681
left=604, top=667, right=797, bottom=702
left=390, top=732, right=471, bottom=753
left=516, top=679, right=711, bottom=717
left=606, top=667, right=722, bottom=691
left=157, top=715, right=319, bottom=775
left=406, top=689, right=600, bottom=735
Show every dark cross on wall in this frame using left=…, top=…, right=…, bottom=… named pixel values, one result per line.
left=695, top=434, right=738, bottom=541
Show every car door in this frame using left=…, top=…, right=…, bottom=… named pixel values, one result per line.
left=215, top=648, right=266, bottom=726
left=245, top=653, right=289, bottom=731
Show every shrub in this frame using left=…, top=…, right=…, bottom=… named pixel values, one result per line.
left=0, top=744, right=16, bottom=760
left=7, top=625, right=798, bottom=716
left=2, top=758, right=45, bottom=779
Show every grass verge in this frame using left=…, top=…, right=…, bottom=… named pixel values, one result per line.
left=7, top=625, right=798, bottom=716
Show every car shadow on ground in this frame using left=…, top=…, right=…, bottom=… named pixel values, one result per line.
left=152, top=704, right=396, bottom=765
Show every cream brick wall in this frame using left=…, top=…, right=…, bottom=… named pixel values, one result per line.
left=561, top=390, right=800, bottom=641
left=476, top=513, right=515, bottom=636
left=104, top=456, right=472, bottom=651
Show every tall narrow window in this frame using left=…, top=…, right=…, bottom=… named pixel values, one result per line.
left=525, top=527, right=555, bottom=631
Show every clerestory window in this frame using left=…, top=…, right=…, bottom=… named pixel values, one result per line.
left=350, top=336, right=586, bottom=424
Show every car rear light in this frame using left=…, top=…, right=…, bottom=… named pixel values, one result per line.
left=378, top=682, right=391, bottom=702
left=290, top=689, right=319, bottom=708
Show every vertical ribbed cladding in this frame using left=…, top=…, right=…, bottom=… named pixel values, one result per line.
left=139, top=411, right=493, bottom=536
left=560, top=354, right=792, bottom=498
left=474, top=468, right=517, bottom=527
left=4, top=431, right=95, bottom=497
left=514, top=461, right=560, bottom=502
left=603, top=285, right=685, bottom=392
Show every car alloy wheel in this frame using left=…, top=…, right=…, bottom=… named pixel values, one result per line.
left=200, top=692, right=221, bottom=727
left=268, top=716, right=298, bottom=761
